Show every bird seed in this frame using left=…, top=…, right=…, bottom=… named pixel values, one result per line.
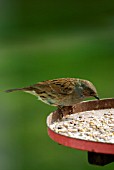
left=49, top=108, right=114, bottom=143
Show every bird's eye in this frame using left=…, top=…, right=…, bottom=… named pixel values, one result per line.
left=90, top=92, right=94, bottom=96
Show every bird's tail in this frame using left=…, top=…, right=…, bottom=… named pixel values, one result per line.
left=5, top=86, right=35, bottom=93
left=5, top=88, right=25, bottom=93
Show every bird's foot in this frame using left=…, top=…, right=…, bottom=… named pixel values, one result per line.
left=57, top=106, right=74, bottom=120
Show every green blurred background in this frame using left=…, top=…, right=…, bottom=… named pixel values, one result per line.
left=0, top=0, right=114, bottom=170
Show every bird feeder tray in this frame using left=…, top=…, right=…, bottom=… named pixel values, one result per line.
left=47, top=98, right=114, bottom=166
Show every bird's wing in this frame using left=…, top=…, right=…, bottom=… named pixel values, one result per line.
left=33, top=78, right=76, bottom=95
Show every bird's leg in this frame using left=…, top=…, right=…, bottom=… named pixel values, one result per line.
left=62, top=106, right=74, bottom=116
left=57, top=106, right=64, bottom=119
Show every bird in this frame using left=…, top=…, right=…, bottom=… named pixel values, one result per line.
left=5, top=78, right=99, bottom=117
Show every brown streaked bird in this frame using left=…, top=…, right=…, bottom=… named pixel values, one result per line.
left=5, top=78, right=99, bottom=108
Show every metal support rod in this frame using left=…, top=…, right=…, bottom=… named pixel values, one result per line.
left=88, top=152, right=114, bottom=166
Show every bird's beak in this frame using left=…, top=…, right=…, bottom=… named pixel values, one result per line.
left=94, top=95, right=100, bottom=100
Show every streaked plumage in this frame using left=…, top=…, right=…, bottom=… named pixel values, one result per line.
left=5, top=78, right=99, bottom=107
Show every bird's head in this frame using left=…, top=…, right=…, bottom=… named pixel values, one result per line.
left=79, top=79, right=99, bottom=100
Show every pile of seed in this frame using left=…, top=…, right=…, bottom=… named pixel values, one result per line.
left=49, top=108, right=114, bottom=143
